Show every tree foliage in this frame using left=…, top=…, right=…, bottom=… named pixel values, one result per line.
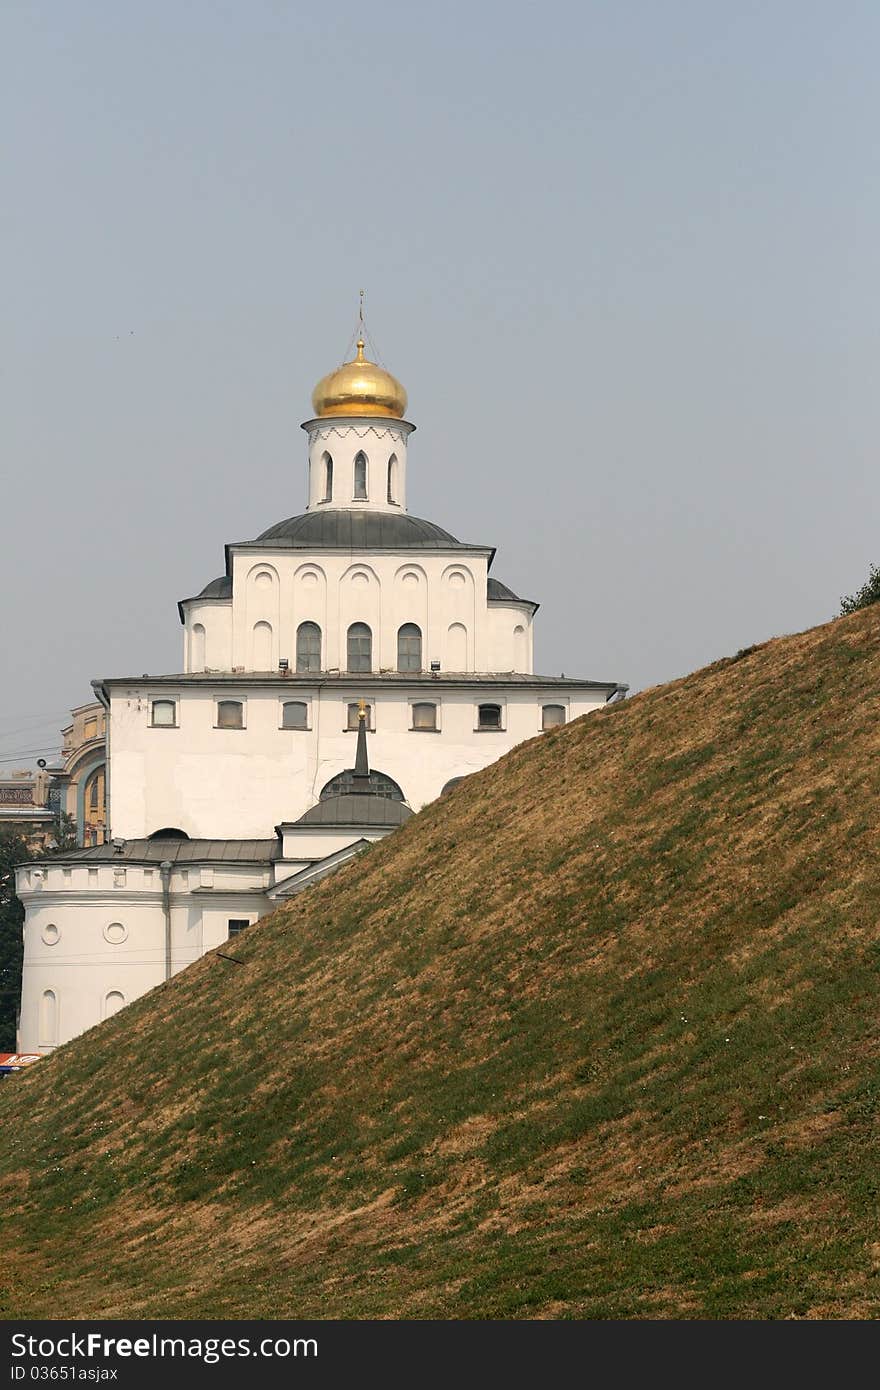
left=0, top=831, right=35, bottom=1052
left=840, top=562, right=880, bottom=616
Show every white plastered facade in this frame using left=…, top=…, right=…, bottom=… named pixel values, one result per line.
left=17, top=396, right=625, bottom=1053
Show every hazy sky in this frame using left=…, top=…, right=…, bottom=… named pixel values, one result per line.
left=2, top=1, right=878, bottom=768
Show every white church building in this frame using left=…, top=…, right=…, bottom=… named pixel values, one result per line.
left=16, top=332, right=626, bottom=1052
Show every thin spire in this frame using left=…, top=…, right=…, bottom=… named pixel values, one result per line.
left=353, top=700, right=370, bottom=784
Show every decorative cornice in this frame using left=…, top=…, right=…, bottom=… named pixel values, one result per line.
left=303, top=419, right=414, bottom=446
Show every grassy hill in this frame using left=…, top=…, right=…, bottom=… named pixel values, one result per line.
left=1, top=607, right=879, bottom=1320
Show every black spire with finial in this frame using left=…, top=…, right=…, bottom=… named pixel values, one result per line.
left=352, top=700, right=370, bottom=788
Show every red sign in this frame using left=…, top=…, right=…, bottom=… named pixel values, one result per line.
left=0, top=1054, right=41, bottom=1070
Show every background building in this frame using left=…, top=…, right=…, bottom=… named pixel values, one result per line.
left=49, top=703, right=107, bottom=847
left=0, top=770, right=54, bottom=850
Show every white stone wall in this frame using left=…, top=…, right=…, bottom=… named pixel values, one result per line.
left=104, top=682, right=608, bottom=840
left=181, top=549, right=541, bottom=678
left=487, top=603, right=536, bottom=673
left=185, top=600, right=233, bottom=672
left=16, top=860, right=270, bottom=1052
left=215, top=550, right=512, bottom=676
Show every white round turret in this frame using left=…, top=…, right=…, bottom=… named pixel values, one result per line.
left=302, top=417, right=415, bottom=514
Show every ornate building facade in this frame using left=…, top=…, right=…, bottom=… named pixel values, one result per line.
left=16, top=335, right=626, bottom=1052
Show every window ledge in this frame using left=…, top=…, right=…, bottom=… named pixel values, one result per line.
left=214, top=725, right=246, bottom=731
left=410, top=726, right=441, bottom=733
left=475, top=727, right=505, bottom=733
left=279, top=726, right=311, bottom=732
left=149, top=724, right=178, bottom=730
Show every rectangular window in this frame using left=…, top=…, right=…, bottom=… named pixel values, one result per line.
left=477, top=703, right=503, bottom=730
left=228, top=919, right=250, bottom=937
left=151, top=699, right=177, bottom=727
left=411, top=702, right=438, bottom=731
left=216, top=700, right=244, bottom=729
left=347, top=702, right=373, bottom=730
left=541, top=704, right=566, bottom=730
left=281, top=700, right=309, bottom=730
left=84, top=718, right=98, bottom=739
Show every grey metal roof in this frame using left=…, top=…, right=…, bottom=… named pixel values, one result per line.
left=245, top=510, right=485, bottom=551
left=294, top=795, right=413, bottom=828
left=99, top=672, right=626, bottom=691
left=177, top=574, right=233, bottom=621
left=196, top=575, right=232, bottom=600
left=487, top=576, right=539, bottom=611
left=487, top=576, right=519, bottom=601
left=46, top=838, right=279, bottom=865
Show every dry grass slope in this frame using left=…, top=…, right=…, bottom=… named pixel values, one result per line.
left=1, top=607, right=879, bottom=1319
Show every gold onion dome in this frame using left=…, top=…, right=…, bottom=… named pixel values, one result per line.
left=312, top=340, right=408, bottom=419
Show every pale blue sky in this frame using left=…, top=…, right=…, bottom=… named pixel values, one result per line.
left=2, top=1, right=878, bottom=764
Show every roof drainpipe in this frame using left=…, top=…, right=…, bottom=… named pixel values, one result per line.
left=160, top=860, right=173, bottom=981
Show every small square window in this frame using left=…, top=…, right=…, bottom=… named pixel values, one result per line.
left=542, top=704, right=566, bottom=730
left=412, top=702, right=437, bottom=731
left=477, top=703, right=503, bottom=730
left=228, top=919, right=250, bottom=937
left=217, top=700, right=244, bottom=729
left=281, top=701, right=309, bottom=730
left=151, top=699, right=176, bottom=727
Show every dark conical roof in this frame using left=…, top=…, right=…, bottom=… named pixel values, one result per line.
left=251, top=510, right=472, bottom=549
left=195, top=575, right=233, bottom=599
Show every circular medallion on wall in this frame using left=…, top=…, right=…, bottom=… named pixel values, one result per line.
left=351, top=571, right=369, bottom=587
left=255, top=571, right=273, bottom=589
left=300, top=571, right=318, bottom=588
left=41, top=924, right=60, bottom=946
left=448, top=571, right=466, bottom=589
left=402, top=572, right=419, bottom=588
left=104, top=922, right=128, bottom=944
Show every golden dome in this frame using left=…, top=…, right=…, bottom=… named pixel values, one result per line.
left=312, top=340, right=408, bottom=419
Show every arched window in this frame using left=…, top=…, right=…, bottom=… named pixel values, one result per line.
left=322, top=452, right=333, bottom=502
left=216, top=700, right=244, bottom=729
left=346, top=702, right=373, bottom=730
left=321, top=767, right=403, bottom=800
left=104, top=991, right=125, bottom=1019
left=353, top=452, right=368, bottom=500
left=281, top=701, right=309, bottom=730
left=513, top=624, right=527, bottom=669
left=347, top=622, right=372, bottom=672
left=411, top=702, right=437, bottom=731
left=387, top=453, right=398, bottom=504
left=397, top=623, right=422, bottom=672
left=542, top=704, right=566, bottom=730
left=192, top=622, right=206, bottom=671
left=477, top=703, right=503, bottom=730
left=148, top=828, right=189, bottom=840
left=88, top=771, right=100, bottom=810
left=296, top=621, right=322, bottom=673
left=151, top=699, right=176, bottom=727
left=39, top=989, right=57, bottom=1046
